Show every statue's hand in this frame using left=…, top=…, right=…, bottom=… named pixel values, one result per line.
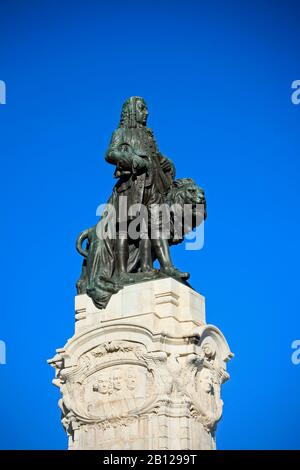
left=132, top=155, right=150, bottom=173
left=161, top=157, right=175, bottom=177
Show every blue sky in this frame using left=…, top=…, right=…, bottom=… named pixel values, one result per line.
left=0, top=0, right=299, bottom=449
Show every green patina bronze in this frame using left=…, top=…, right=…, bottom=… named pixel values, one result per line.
left=76, top=97, right=206, bottom=308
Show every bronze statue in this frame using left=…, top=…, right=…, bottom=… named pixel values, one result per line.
left=76, top=97, right=206, bottom=309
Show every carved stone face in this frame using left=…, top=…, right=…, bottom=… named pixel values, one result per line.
left=203, top=343, right=214, bottom=359
left=97, top=374, right=110, bottom=394
left=126, top=368, right=137, bottom=390
left=112, top=369, right=123, bottom=391
left=135, top=99, right=148, bottom=126
left=199, top=368, right=214, bottom=394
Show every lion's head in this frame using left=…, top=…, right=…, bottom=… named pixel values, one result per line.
left=165, top=177, right=207, bottom=245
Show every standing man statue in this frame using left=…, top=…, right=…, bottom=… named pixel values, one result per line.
left=76, top=97, right=206, bottom=309
left=105, top=96, right=189, bottom=280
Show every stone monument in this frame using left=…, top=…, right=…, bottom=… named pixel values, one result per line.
left=48, top=97, right=233, bottom=450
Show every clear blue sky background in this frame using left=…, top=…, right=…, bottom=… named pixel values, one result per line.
left=0, top=0, right=299, bottom=450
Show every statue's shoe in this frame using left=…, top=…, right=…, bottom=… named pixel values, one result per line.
left=139, top=266, right=159, bottom=275
left=118, top=272, right=137, bottom=284
left=161, top=266, right=190, bottom=280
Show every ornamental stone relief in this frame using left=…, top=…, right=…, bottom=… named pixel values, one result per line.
left=49, top=332, right=231, bottom=444
left=86, top=364, right=154, bottom=418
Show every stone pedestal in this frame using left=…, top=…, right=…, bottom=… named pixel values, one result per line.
left=48, top=278, right=233, bottom=450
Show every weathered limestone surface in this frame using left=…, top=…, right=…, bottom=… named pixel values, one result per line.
left=48, top=278, right=232, bottom=450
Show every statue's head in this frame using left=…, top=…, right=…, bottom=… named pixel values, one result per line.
left=165, top=178, right=207, bottom=244
left=112, top=369, right=123, bottom=391
left=97, top=373, right=110, bottom=394
left=126, top=368, right=137, bottom=391
left=120, top=96, right=148, bottom=128
left=202, top=340, right=216, bottom=360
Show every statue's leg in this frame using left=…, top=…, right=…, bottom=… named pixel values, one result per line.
left=152, top=238, right=172, bottom=269
left=138, top=187, right=157, bottom=274
left=148, top=192, right=175, bottom=273
left=139, top=237, right=157, bottom=273
left=116, top=235, right=128, bottom=273
left=139, top=203, right=156, bottom=273
left=150, top=199, right=190, bottom=280
left=116, top=191, right=130, bottom=275
left=152, top=238, right=190, bottom=280
left=143, top=185, right=188, bottom=279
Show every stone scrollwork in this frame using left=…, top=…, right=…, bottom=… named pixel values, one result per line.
left=182, top=333, right=231, bottom=432
left=48, top=310, right=232, bottom=449
left=49, top=340, right=166, bottom=439
left=189, top=365, right=224, bottom=432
